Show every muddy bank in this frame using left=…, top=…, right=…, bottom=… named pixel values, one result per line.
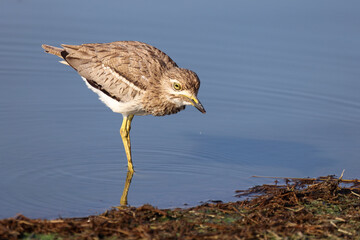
left=1, top=176, right=359, bottom=239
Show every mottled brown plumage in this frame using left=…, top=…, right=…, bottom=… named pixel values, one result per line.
left=42, top=41, right=205, bottom=171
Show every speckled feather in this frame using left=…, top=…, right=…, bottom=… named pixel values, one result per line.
left=42, top=41, right=201, bottom=116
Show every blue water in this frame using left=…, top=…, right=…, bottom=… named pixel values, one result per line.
left=1, top=0, right=360, bottom=219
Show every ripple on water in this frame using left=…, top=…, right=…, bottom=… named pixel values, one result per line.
left=0, top=144, right=261, bottom=218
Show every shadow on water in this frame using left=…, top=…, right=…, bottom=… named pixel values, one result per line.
left=191, top=134, right=334, bottom=171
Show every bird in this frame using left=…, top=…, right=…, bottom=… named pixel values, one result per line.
left=42, top=41, right=205, bottom=172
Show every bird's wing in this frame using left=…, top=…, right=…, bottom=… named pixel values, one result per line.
left=61, top=41, right=178, bottom=102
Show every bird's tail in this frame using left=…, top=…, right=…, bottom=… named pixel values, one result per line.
left=42, top=44, right=69, bottom=65
left=41, top=44, right=64, bottom=58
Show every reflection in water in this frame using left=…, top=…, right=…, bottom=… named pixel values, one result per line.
left=120, top=170, right=134, bottom=206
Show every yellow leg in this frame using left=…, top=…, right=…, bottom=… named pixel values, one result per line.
left=120, top=115, right=135, bottom=172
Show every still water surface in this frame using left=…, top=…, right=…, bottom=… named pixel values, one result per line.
left=1, top=0, right=360, bottom=219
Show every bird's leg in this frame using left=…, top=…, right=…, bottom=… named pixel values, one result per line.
left=125, top=115, right=134, bottom=143
left=120, top=115, right=135, bottom=172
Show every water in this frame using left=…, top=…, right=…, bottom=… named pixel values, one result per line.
left=1, top=0, right=360, bottom=219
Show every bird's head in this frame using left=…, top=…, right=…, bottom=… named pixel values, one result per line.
left=160, top=68, right=206, bottom=113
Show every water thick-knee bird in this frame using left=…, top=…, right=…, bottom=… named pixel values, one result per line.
left=42, top=41, right=206, bottom=172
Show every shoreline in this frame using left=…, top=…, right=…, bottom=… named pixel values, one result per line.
left=1, top=176, right=359, bottom=239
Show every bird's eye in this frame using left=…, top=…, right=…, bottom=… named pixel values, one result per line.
left=172, top=82, right=182, bottom=91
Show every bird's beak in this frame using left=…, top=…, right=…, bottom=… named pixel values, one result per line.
left=184, top=95, right=206, bottom=114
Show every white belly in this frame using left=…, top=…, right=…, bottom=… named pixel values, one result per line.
left=81, top=77, right=147, bottom=116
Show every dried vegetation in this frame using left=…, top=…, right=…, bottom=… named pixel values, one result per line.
left=1, top=175, right=359, bottom=239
